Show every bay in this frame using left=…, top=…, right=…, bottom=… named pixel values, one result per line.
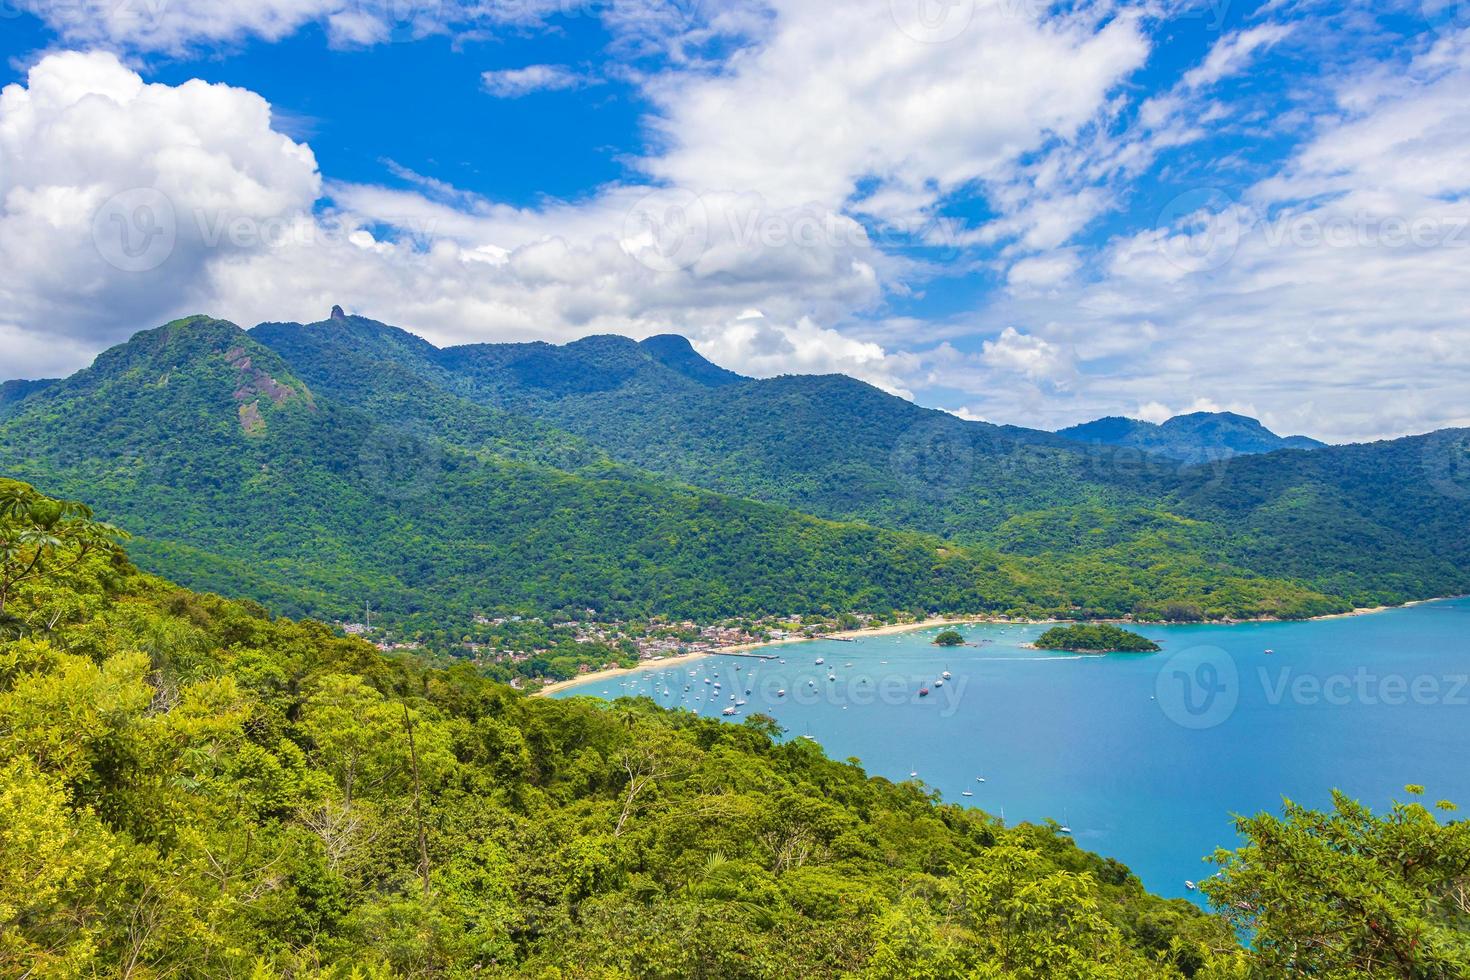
left=552, top=598, right=1470, bottom=899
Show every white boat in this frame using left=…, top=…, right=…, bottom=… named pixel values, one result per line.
left=815, top=658, right=825, bottom=665
left=735, top=699, right=746, bottom=706
left=909, top=770, right=919, bottom=778
left=722, top=706, right=736, bottom=716
left=776, top=689, right=786, bottom=697
left=942, top=669, right=952, bottom=679
left=1185, top=880, right=1197, bottom=891
left=935, top=679, right=944, bottom=687
left=1264, top=649, right=1275, bottom=655
left=976, top=776, right=986, bottom=783
left=1058, top=825, right=1072, bottom=835
left=961, top=790, right=974, bottom=797
left=827, top=673, right=836, bottom=681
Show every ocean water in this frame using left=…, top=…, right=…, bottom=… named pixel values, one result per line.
left=552, top=599, right=1470, bottom=899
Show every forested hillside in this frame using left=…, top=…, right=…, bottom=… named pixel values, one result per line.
left=5, top=481, right=1467, bottom=978
left=248, top=315, right=1470, bottom=611
left=0, top=317, right=1354, bottom=630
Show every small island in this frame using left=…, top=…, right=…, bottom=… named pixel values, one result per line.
left=1034, top=623, right=1160, bottom=653
left=934, top=628, right=965, bottom=646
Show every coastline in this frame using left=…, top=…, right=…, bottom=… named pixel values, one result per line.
left=534, top=598, right=1461, bottom=697
left=534, top=616, right=971, bottom=697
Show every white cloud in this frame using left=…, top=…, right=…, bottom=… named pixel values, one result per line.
left=1181, top=23, right=1294, bottom=90
left=948, top=29, right=1470, bottom=442
left=481, top=65, right=588, bottom=98
left=981, top=327, right=1075, bottom=384
left=1007, top=253, right=1081, bottom=290
left=0, top=50, right=320, bottom=376
left=639, top=0, right=1148, bottom=225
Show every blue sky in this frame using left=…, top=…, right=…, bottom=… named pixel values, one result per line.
left=2, top=0, right=1468, bottom=441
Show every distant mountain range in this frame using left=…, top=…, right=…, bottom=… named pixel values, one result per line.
left=1057, top=412, right=1326, bottom=464
left=2, top=312, right=1466, bottom=631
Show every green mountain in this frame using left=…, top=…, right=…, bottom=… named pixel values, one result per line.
left=1057, top=412, right=1326, bottom=464
left=5, top=313, right=1467, bottom=637
left=248, top=315, right=1469, bottom=611
left=251, top=314, right=1178, bottom=541
left=0, top=316, right=1189, bottom=626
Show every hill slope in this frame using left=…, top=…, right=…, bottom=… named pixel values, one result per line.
left=0, top=482, right=1236, bottom=977
left=246, top=316, right=1470, bottom=611
left=0, top=316, right=1352, bottom=628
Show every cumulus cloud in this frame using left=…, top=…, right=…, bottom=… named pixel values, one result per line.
left=0, top=50, right=895, bottom=381
left=0, top=50, right=320, bottom=376
left=639, top=0, right=1148, bottom=223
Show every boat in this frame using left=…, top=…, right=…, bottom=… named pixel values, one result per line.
left=1058, top=824, right=1072, bottom=835
left=935, top=678, right=944, bottom=687
left=827, top=673, right=836, bottom=681
left=815, top=657, right=825, bottom=665
left=976, top=776, right=986, bottom=783
left=1264, top=649, right=1275, bottom=655
left=909, top=770, right=918, bottom=778
left=1185, top=880, right=1197, bottom=891
left=722, top=706, right=736, bottom=716
left=776, top=689, right=787, bottom=697
left=961, top=790, right=974, bottom=797
left=735, top=699, right=746, bottom=706
left=942, top=669, right=952, bottom=679
left=918, top=687, right=930, bottom=697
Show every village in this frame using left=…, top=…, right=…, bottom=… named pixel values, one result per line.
left=337, top=609, right=893, bottom=686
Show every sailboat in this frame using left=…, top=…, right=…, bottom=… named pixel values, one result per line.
left=1058, top=813, right=1073, bottom=835
left=942, top=669, right=952, bottom=679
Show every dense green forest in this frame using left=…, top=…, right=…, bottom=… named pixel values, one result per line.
left=251, top=314, right=1470, bottom=611
left=0, top=317, right=1358, bottom=634
left=5, top=480, right=1468, bottom=977
left=1033, top=624, right=1161, bottom=653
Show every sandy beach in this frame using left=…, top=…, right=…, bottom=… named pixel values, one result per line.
left=533, top=616, right=975, bottom=696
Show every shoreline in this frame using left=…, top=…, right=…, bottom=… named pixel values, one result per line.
left=534, top=616, right=971, bottom=696
left=533, top=598, right=1462, bottom=697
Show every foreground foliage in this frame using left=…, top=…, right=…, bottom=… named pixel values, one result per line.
left=3, top=483, right=1466, bottom=978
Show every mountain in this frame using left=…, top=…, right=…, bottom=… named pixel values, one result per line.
left=246, top=315, right=1470, bottom=609
left=252, top=314, right=1178, bottom=542
left=6, top=312, right=1468, bottom=634
left=0, top=315, right=1356, bottom=629
left=1057, top=412, right=1327, bottom=464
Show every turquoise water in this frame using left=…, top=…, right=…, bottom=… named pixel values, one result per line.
left=553, top=599, right=1470, bottom=899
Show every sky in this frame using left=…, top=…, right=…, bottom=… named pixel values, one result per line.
left=1, top=0, right=1468, bottom=442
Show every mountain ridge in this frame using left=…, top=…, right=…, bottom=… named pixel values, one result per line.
left=1057, top=411, right=1327, bottom=463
